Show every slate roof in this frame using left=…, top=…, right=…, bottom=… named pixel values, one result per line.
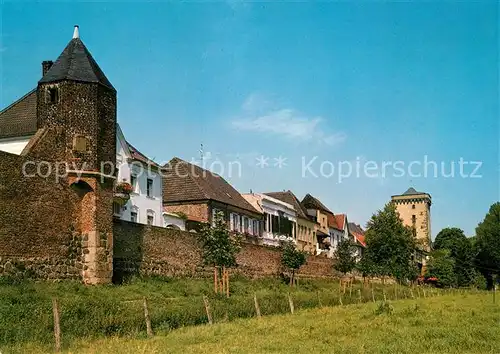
left=301, top=193, right=333, bottom=214
left=402, top=187, right=421, bottom=196
left=0, top=89, right=37, bottom=139
left=162, top=157, right=260, bottom=215
left=264, top=190, right=310, bottom=220
left=348, top=222, right=364, bottom=235
left=39, top=38, right=114, bottom=90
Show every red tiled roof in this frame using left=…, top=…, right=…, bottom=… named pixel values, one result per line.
left=327, top=214, right=340, bottom=230
left=352, top=232, right=366, bottom=247
left=335, top=214, right=346, bottom=230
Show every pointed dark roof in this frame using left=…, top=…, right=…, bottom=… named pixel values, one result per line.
left=162, top=157, right=260, bottom=215
left=402, top=187, right=420, bottom=195
left=264, top=190, right=310, bottom=220
left=301, top=193, right=333, bottom=214
left=39, top=38, right=114, bottom=90
left=0, top=89, right=37, bottom=139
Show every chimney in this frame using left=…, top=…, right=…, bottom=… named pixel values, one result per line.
left=42, top=60, right=53, bottom=76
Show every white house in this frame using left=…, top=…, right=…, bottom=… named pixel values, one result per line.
left=242, top=192, right=297, bottom=247
left=322, top=213, right=350, bottom=258
left=114, top=125, right=163, bottom=226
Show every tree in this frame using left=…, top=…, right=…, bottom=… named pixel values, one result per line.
left=197, top=211, right=242, bottom=295
left=433, top=227, right=474, bottom=286
left=281, top=241, right=307, bottom=287
left=425, top=249, right=456, bottom=287
left=333, top=238, right=356, bottom=275
left=475, top=202, right=500, bottom=290
left=363, top=203, right=417, bottom=282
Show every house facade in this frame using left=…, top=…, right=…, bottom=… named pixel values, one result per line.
left=326, top=213, right=350, bottom=258
left=162, top=157, right=262, bottom=235
left=349, top=222, right=366, bottom=261
left=301, top=194, right=333, bottom=255
left=114, top=126, right=163, bottom=226
left=264, top=190, right=317, bottom=253
left=243, top=192, right=297, bottom=247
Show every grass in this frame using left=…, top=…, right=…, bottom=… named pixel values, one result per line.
left=0, top=276, right=488, bottom=353
left=10, top=292, right=500, bottom=353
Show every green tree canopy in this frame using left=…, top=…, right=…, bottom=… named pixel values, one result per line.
left=364, top=202, right=418, bottom=281
left=281, top=240, right=307, bottom=286
left=425, top=249, right=456, bottom=287
left=197, top=211, right=241, bottom=268
left=433, top=227, right=475, bottom=286
left=333, top=238, right=356, bottom=275
left=475, top=202, right=500, bottom=289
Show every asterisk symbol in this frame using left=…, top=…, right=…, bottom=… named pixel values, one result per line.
left=274, top=156, right=288, bottom=169
left=255, top=155, right=269, bottom=168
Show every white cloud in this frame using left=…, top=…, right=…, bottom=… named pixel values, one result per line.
left=232, top=94, right=346, bottom=146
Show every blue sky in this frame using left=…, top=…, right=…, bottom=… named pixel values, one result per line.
left=1, top=1, right=498, bottom=237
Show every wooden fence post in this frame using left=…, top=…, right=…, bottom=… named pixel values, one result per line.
left=371, top=287, right=375, bottom=303
left=225, top=268, right=230, bottom=298
left=317, top=291, right=322, bottom=307
left=254, top=293, right=261, bottom=318
left=143, top=297, right=153, bottom=337
left=358, top=289, right=362, bottom=304
left=339, top=293, right=343, bottom=306
left=214, top=267, right=218, bottom=294
left=383, top=289, right=387, bottom=302
left=288, top=293, right=295, bottom=314
left=52, top=298, right=61, bottom=352
left=203, top=296, right=213, bottom=325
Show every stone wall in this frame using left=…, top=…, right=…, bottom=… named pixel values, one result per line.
left=113, top=219, right=337, bottom=282
left=0, top=150, right=84, bottom=280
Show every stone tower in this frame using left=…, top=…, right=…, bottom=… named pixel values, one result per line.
left=36, top=26, right=116, bottom=284
left=391, top=187, right=432, bottom=252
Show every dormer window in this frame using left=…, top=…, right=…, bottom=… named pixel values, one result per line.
left=47, top=87, right=59, bottom=104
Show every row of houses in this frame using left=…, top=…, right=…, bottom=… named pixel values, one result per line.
left=0, top=26, right=366, bottom=259
left=111, top=149, right=366, bottom=258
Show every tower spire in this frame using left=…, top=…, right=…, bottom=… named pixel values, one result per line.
left=73, top=25, right=80, bottom=39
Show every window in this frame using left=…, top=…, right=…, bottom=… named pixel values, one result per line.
left=130, top=175, right=137, bottom=193
left=253, top=220, right=259, bottom=236
left=244, top=217, right=249, bottom=233
left=147, top=210, right=155, bottom=226
left=47, top=87, right=59, bottom=104
left=412, top=204, right=416, bottom=209
left=113, top=202, right=121, bottom=216
left=412, top=215, right=416, bottom=224
left=131, top=211, right=138, bottom=223
left=263, top=213, right=268, bottom=231
left=231, top=213, right=240, bottom=232
left=147, top=178, right=153, bottom=197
